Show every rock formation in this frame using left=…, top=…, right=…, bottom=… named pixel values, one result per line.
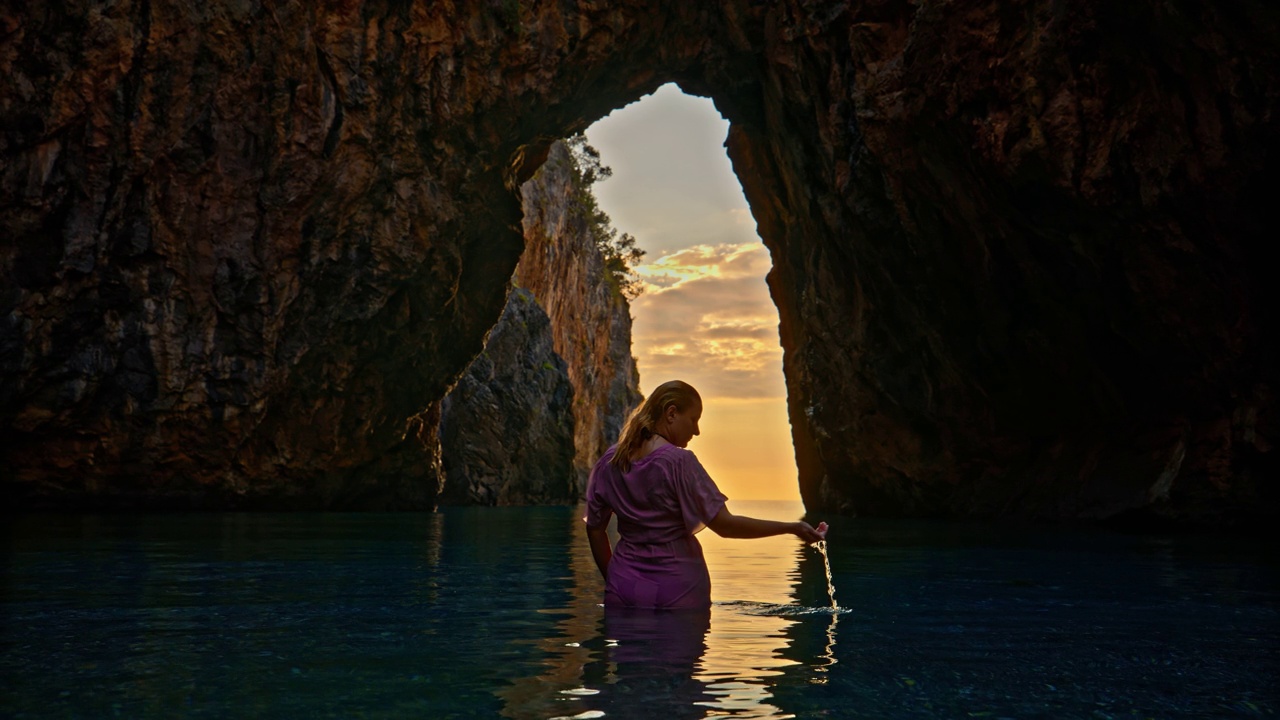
left=438, top=288, right=576, bottom=506
left=516, top=141, right=642, bottom=494
left=438, top=141, right=640, bottom=505
left=2, top=2, right=1275, bottom=524
left=726, top=1, right=1279, bottom=526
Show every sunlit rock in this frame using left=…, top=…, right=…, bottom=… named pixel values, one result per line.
left=516, top=141, right=643, bottom=494
left=437, top=140, right=641, bottom=506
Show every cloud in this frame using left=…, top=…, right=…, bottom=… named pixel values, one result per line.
left=634, top=242, right=773, bottom=294
left=630, top=242, right=785, bottom=399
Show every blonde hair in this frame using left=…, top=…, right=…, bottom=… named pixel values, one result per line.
left=610, top=380, right=702, bottom=472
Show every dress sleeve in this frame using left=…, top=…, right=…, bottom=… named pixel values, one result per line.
left=674, top=450, right=728, bottom=535
left=584, top=452, right=615, bottom=528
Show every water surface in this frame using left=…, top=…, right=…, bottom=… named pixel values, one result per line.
left=3, top=501, right=1276, bottom=718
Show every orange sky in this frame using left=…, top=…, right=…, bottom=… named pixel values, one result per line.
left=586, top=85, right=800, bottom=502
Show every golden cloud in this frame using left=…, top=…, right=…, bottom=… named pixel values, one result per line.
left=634, top=242, right=773, bottom=295
left=630, top=242, right=785, bottom=399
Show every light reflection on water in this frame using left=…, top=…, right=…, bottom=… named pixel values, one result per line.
left=698, top=501, right=825, bottom=718
left=496, top=501, right=826, bottom=720
left=3, top=503, right=1277, bottom=719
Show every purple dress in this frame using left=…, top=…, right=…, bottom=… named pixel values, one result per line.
left=585, top=444, right=728, bottom=609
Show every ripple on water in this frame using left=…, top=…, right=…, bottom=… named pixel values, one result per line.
left=717, top=600, right=853, bottom=617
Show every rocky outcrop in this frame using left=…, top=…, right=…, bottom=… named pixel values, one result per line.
left=516, top=142, right=642, bottom=494
left=438, top=289, right=575, bottom=506
left=2, top=2, right=1275, bottom=524
left=437, top=141, right=640, bottom=505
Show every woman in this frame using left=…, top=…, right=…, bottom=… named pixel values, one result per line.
left=584, top=380, right=827, bottom=609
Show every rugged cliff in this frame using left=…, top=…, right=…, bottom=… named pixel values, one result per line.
left=2, top=2, right=1275, bottom=523
left=438, top=141, right=640, bottom=505
left=516, top=141, right=642, bottom=494
left=438, top=288, right=575, bottom=505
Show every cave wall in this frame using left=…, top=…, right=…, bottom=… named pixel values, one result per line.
left=724, top=0, right=1279, bottom=524
left=2, top=1, right=1276, bottom=522
left=1, top=1, right=716, bottom=508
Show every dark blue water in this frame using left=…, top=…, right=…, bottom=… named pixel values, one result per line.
left=2, top=503, right=1276, bottom=718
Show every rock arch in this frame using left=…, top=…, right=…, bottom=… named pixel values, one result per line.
left=2, top=1, right=1276, bottom=523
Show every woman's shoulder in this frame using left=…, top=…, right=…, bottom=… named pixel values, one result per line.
left=647, top=444, right=701, bottom=471
left=669, top=445, right=698, bottom=461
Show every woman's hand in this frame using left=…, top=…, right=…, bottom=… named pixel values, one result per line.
left=791, top=520, right=828, bottom=544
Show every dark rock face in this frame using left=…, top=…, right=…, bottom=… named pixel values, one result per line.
left=2, top=2, right=1276, bottom=523
left=438, top=289, right=575, bottom=506
left=517, top=142, right=642, bottom=493
left=727, top=1, right=1279, bottom=526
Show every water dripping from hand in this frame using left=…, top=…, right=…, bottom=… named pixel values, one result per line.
left=812, top=539, right=838, bottom=611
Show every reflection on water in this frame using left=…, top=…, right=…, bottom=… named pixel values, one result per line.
left=698, top=502, right=828, bottom=718
left=504, top=501, right=845, bottom=719
left=505, top=502, right=1280, bottom=720
left=4, top=503, right=1277, bottom=719
left=809, top=538, right=841, bottom=684
left=496, top=501, right=820, bottom=719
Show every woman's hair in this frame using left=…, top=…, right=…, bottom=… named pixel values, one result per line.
left=610, top=380, right=702, bottom=472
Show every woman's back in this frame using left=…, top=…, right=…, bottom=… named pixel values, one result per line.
left=585, top=444, right=727, bottom=609
left=582, top=379, right=825, bottom=609
left=589, top=444, right=725, bottom=545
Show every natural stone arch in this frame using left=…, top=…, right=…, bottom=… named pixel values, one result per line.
left=2, top=2, right=1276, bottom=523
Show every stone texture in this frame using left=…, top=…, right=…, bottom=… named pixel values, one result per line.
left=438, top=288, right=576, bottom=506
left=516, top=141, right=642, bottom=494
left=725, top=1, right=1279, bottom=526
left=437, top=141, right=640, bottom=506
left=1, top=1, right=1276, bottom=524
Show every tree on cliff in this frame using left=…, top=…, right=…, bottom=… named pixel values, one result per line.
left=566, top=133, right=646, bottom=300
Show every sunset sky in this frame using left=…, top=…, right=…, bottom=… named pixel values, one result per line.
left=585, top=84, right=800, bottom=502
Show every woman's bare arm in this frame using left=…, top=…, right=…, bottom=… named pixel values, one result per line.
left=586, top=523, right=613, bottom=579
left=707, top=506, right=826, bottom=543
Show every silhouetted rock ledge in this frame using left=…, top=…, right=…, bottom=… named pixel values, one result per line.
left=1, top=2, right=1276, bottom=525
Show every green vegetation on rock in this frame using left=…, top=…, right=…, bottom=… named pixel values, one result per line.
left=564, top=133, right=646, bottom=300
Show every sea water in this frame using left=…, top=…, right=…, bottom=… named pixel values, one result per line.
left=2, top=501, right=1277, bottom=719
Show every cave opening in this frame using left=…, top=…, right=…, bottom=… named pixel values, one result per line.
left=577, top=83, right=800, bottom=503
left=3, top=2, right=1272, bottom=523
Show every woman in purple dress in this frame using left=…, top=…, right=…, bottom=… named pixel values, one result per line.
left=585, top=380, right=828, bottom=609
